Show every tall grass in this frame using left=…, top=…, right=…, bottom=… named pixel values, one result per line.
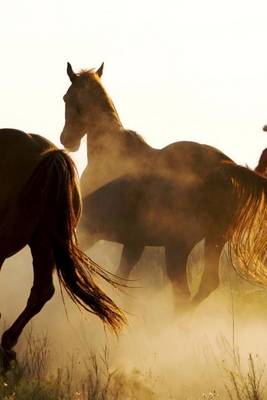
left=219, top=338, right=266, bottom=400
left=0, top=329, right=266, bottom=399
left=0, top=329, right=156, bottom=400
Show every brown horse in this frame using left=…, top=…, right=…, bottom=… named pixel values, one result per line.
left=0, top=128, right=125, bottom=368
left=60, top=63, right=267, bottom=304
left=255, top=125, right=267, bottom=176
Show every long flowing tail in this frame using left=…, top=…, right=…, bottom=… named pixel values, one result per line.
left=222, top=161, right=267, bottom=285
left=28, top=148, right=126, bottom=333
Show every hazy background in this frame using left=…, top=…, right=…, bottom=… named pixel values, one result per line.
left=0, top=0, right=267, bottom=173
left=1, top=1, right=267, bottom=397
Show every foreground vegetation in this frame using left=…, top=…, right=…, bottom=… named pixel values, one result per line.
left=0, top=329, right=266, bottom=400
left=0, top=329, right=157, bottom=400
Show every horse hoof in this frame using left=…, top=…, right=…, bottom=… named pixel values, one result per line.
left=0, top=346, right=16, bottom=371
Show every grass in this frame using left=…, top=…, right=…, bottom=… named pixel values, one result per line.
left=0, top=328, right=157, bottom=400
left=221, top=344, right=266, bottom=400
left=0, top=327, right=266, bottom=399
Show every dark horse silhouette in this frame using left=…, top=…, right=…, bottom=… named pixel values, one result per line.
left=60, top=63, right=267, bottom=304
left=255, top=149, right=267, bottom=176
left=0, top=128, right=125, bottom=367
left=255, top=125, right=267, bottom=177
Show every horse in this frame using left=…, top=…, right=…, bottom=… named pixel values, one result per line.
left=0, top=128, right=125, bottom=368
left=60, top=63, right=267, bottom=304
left=255, top=125, right=267, bottom=176
left=255, top=149, right=267, bottom=176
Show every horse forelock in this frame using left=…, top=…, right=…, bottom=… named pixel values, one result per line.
left=75, top=69, right=102, bottom=87
left=72, top=69, right=122, bottom=125
left=77, top=68, right=97, bottom=77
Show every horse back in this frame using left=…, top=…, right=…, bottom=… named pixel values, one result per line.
left=160, top=141, right=232, bottom=174
left=0, top=129, right=55, bottom=245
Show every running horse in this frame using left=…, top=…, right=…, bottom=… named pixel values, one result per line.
left=255, top=125, right=267, bottom=177
left=0, top=128, right=125, bottom=368
left=60, top=63, right=267, bottom=304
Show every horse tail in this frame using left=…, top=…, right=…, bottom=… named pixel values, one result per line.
left=28, top=149, right=126, bottom=333
left=222, top=161, right=267, bottom=285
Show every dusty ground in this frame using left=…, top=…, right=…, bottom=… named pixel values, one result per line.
left=1, top=241, right=267, bottom=398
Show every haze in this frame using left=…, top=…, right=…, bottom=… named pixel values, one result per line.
left=0, top=0, right=267, bottom=173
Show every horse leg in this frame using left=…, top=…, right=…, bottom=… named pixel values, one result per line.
left=165, top=244, right=192, bottom=308
left=1, top=238, right=55, bottom=367
left=116, top=244, right=144, bottom=278
left=192, top=236, right=225, bottom=305
left=0, top=257, right=5, bottom=321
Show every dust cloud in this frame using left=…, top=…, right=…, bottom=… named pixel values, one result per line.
left=1, top=241, right=267, bottom=398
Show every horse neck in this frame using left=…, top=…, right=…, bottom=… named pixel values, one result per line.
left=86, top=112, right=151, bottom=164
left=84, top=82, right=154, bottom=164
left=86, top=112, right=123, bottom=162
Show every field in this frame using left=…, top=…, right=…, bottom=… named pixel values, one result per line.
left=1, top=242, right=267, bottom=399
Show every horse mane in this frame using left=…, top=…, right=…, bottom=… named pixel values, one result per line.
left=74, top=70, right=150, bottom=152
left=124, top=129, right=148, bottom=145
left=75, top=69, right=123, bottom=125
left=76, top=71, right=150, bottom=150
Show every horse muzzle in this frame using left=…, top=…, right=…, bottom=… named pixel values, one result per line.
left=60, top=130, right=81, bottom=152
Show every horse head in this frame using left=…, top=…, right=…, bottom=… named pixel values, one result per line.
left=60, top=62, right=105, bottom=152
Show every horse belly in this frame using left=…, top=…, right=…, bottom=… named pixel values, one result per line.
left=137, top=205, right=208, bottom=246
left=80, top=173, right=222, bottom=247
left=136, top=176, right=214, bottom=246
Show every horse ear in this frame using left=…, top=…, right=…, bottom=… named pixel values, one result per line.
left=67, top=62, right=77, bottom=82
left=96, top=62, right=104, bottom=78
